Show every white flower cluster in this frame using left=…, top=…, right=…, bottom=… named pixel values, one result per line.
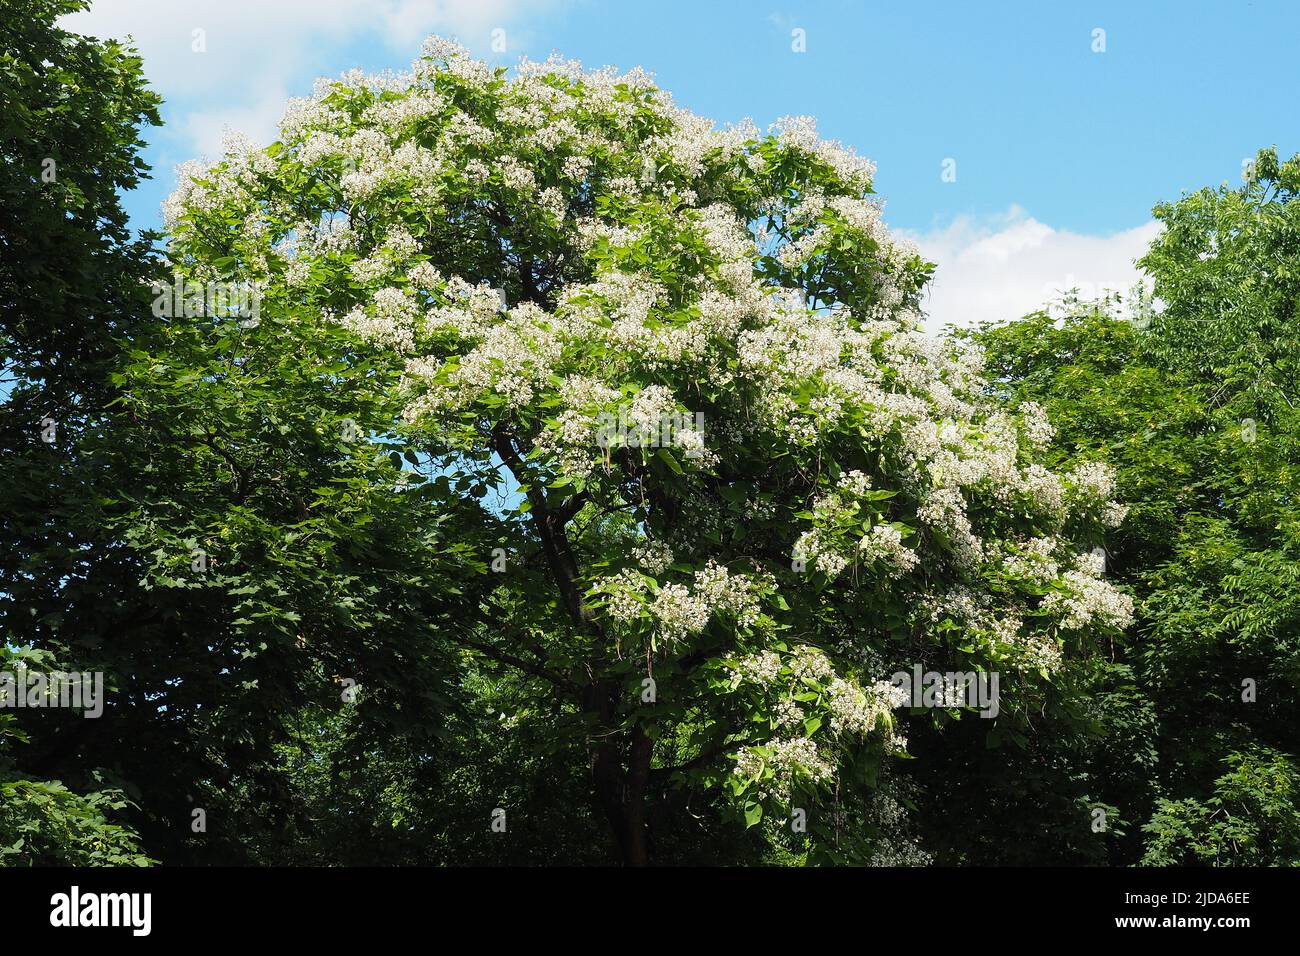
left=600, top=569, right=648, bottom=625
left=789, top=644, right=836, bottom=682
left=632, top=539, right=674, bottom=575
left=450, top=303, right=562, bottom=409
left=1070, top=461, right=1116, bottom=501
left=796, top=471, right=927, bottom=581
left=920, top=583, right=1066, bottom=672
left=531, top=374, right=622, bottom=480
left=825, top=676, right=906, bottom=736
left=857, top=524, right=919, bottom=577
left=1001, top=535, right=1063, bottom=585
left=1020, top=633, right=1064, bottom=672
left=729, top=643, right=905, bottom=751
left=1019, top=401, right=1055, bottom=450
left=768, top=737, right=836, bottom=785
left=770, top=115, right=877, bottom=188
left=733, top=736, right=835, bottom=804
left=1042, top=568, right=1135, bottom=631
left=1067, top=462, right=1129, bottom=528
left=340, top=286, right=419, bottom=353
left=726, top=650, right=783, bottom=690
left=533, top=408, right=603, bottom=480
left=916, top=486, right=984, bottom=566
left=163, top=158, right=253, bottom=234
left=650, top=584, right=712, bottom=644
left=865, top=790, right=933, bottom=867
left=773, top=698, right=806, bottom=729
left=597, top=560, right=763, bottom=646
left=692, top=562, right=763, bottom=629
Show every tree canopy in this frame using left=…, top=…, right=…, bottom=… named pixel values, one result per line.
left=156, top=38, right=1133, bottom=864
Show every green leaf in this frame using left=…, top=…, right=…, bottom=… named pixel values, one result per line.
left=656, top=447, right=684, bottom=475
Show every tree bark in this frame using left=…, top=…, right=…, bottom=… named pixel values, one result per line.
left=493, top=425, right=654, bottom=864
left=623, top=723, right=653, bottom=866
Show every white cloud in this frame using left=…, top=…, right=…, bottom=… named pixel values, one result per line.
left=182, top=86, right=291, bottom=163
left=63, top=0, right=556, bottom=158
left=904, top=207, right=1162, bottom=334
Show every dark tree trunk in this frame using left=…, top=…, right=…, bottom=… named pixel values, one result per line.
left=585, top=684, right=653, bottom=865
left=622, top=724, right=653, bottom=866
left=494, top=426, right=655, bottom=865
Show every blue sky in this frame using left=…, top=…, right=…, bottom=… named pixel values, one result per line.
left=66, top=0, right=1300, bottom=329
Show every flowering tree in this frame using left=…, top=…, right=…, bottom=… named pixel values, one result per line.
left=163, top=38, right=1132, bottom=864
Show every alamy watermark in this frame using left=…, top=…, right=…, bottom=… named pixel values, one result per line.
left=595, top=409, right=706, bottom=459
left=50, top=886, right=150, bottom=936
left=891, top=665, right=1000, bottom=718
left=151, top=274, right=261, bottom=328
left=0, top=666, right=104, bottom=718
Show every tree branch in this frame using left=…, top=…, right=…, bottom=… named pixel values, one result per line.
left=453, top=630, right=577, bottom=691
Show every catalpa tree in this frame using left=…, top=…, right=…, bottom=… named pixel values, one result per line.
left=162, top=37, right=1132, bottom=864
